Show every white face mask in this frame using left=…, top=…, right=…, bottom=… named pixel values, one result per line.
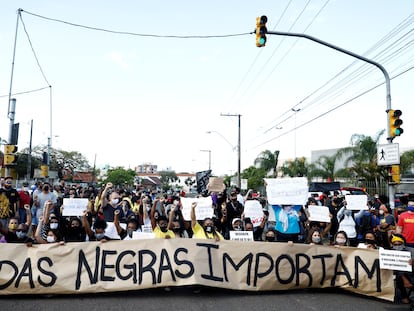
left=336, top=238, right=346, bottom=245
left=379, top=210, right=384, bottom=215
left=50, top=223, right=59, bottom=230
left=111, top=198, right=119, bottom=205
left=46, top=236, right=56, bottom=243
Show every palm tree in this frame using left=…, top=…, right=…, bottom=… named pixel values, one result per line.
left=281, top=157, right=309, bottom=178
left=254, top=150, right=280, bottom=178
left=336, top=130, right=387, bottom=193
left=400, top=150, right=414, bottom=177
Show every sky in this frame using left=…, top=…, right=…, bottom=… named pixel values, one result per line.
left=0, top=0, right=413, bottom=177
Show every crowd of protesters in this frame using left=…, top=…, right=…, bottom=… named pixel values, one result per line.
left=1, top=176, right=414, bottom=303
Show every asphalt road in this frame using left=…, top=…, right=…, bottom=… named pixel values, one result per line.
left=1, top=287, right=411, bottom=311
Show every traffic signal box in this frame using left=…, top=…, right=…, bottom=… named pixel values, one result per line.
left=256, top=15, right=268, bottom=47
left=4, top=144, right=18, bottom=166
left=388, top=109, right=403, bottom=141
left=40, top=165, right=49, bottom=178
left=388, top=165, right=400, bottom=184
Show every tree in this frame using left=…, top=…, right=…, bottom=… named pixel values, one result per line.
left=254, top=150, right=280, bottom=178
left=400, top=149, right=414, bottom=177
left=241, top=165, right=266, bottom=191
left=159, top=170, right=179, bottom=192
left=308, top=153, right=352, bottom=181
left=103, top=167, right=136, bottom=188
left=281, top=157, right=309, bottom=178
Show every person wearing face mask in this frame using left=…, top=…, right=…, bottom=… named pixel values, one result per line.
left=333, top=230, right=350, bottom=247
left=390, top=234, right=414, bottom=304
left=191, top=202, right=223, bottom=241
left=0, top=204, right=32, bottom=244
left=264, top=229, right=276, bottom=242
left=35, top=216, right=64, bottom=244
left=396, top=199, right=414, bottom=248
left=0, top=176, right=20, bottom=229
left=84, top=218, right=112, bottom=242
left=167, top=206, right=188, bottom=238
left=100, top=183, right=125, bottom=223
left=151, top=197, right=175, bottom=239
left=114, top=209, right=142, bottom=240
left=376, top=202, right=394, bottom=249
left=305, top=228, right=324, bottom=245
left=337, top=205, right=358, bottom=247
left=33, top=182, right=57, bottom=232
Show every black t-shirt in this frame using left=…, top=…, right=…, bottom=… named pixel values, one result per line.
left=0, top=188, right=19, bottom=218
left=5, top=231, right=34, bottom=244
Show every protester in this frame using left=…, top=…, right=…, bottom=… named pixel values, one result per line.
left=333, top=230, right=350, bottom=247
left=151, top=197, right=175, bottom=239
left=0, top=204, right=32, bottom=244
left=100, top=182, right=125, bottom=223
left=35, top=216, right=63, bottom=244
left=305, top=227, right=324, bottom=245
left=396, top=198, right=414, bottom=248
left=0, top=176, right=20, bottom=229
left=273, top=204, right=301, bottom=243
left=191, top=202, right=223, bottom=241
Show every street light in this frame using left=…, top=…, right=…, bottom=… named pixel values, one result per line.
left=206, top=131, right=235, bottom=150
left=200, top=149, right=211, bottom=171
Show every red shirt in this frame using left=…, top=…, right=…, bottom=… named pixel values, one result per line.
left=18, top=190, right=31, bottom=207
left=397, top=211, right=414, bottom=243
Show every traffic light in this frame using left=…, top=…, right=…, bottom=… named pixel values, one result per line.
left=4, top=144, right=18, bottom=166
left=256, top=15, right=268, bottom=47
left=389, top=165, right=400, bottom=184
left=389, top=109, right=403, bottom=141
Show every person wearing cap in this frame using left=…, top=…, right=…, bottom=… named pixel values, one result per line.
left=231, top=218, right=244, bottom=231
left=396, top=199, right=414, bottom=248
left=390, top=233, right=414, bottom=304
left=222, top=190, right=244, bottom=239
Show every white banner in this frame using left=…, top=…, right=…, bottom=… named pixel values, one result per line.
left=181, top=196, right=214, bottom=220
left=307, top=205, right=331, bottom=223
left=345, top=195, right=368, bottom=211
left=62, top=198, right=89, bottom=216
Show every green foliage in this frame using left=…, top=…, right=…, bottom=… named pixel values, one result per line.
left=281, top=157, right=309, bottom=178
left=159, top=170, right=179, bottom=192
left=254, top=150, right=280, bottom=178
left=103, top=167, right=136, bottom=188
left=241, top=166, right=266, bottom=190
left=400, top=150, right=414, bottom=176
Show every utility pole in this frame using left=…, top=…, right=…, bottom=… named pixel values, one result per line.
left=221, top=113, right=242, bottom=188
left=27, top=119, right=33, bottom=180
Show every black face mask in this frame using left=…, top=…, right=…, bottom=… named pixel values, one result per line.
left=159, top=225, right=168, bottom=232
left=265, top=236, right=275, bottom=242
left=172, top=227, right=181, bottom=233
left=43, top=186, right=50, bottom=192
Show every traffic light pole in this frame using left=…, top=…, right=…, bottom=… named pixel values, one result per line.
left=265, top=30, right=395, bottom=208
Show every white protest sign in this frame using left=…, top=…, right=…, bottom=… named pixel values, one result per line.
left=265, top=177, right=308, bottom=205
left=62, top=198, right=89, bottom=216
left=104, top=222, right=121, bottom=240
left=307, top=205, right=331, bottom=223
left=229, top=231, right=254, bottom=242
left=345, top=195, right=368, bottom=211
left=243, top=200, right=264, bottom=228
left=379, top=248, right=412, bottom=272
left=181, top=196, right=214, bottom=221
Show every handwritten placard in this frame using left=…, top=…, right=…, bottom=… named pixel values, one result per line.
left=265, top=177, right=308, bottom=205
left=244, top=200, right=264, bottom=227
left=181, top=196, right=214, bottom=220
left=307, top=205, right=331, bottom=223
left=345, top=195, right=368, bottom=211
left=62, top=198, right=89, bottom=216
left=379, top=248, right=412, bottom=272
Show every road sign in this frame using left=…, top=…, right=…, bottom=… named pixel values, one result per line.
left=377, top=143, right=400, bottom=166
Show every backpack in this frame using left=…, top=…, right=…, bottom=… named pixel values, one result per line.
left=358, top=214, right=372, bottom=236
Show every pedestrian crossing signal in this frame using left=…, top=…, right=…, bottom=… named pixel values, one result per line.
left=256, top=15, right=267, bottom=47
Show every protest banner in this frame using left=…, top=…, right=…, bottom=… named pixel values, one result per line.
left=307, top=205, right=331, bottom=223
left=243, top=200, right=264, bottom=227
left=0, top=239, right=394, bottom=301
left=229, top=231, right=254, bottom=242
left=62, top=198, right=89, bottom=217
left=265, top=178, right=308, bottom=205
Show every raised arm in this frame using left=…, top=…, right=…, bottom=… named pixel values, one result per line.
left=150, top=197, right=160, bottom=230
left=82, top=210, right=93, bottom=238
left=190, top=202, right=197, bottom=229
left=35, top=217, right=47, bottom=244
left=100, top=182, right=112, bottom=209
left=113, top=209, right=123, bottom=235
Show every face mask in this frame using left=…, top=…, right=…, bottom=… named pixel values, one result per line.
left=172, top=227, right=181, bottom=233
left=111, top=198, right=119, bottom=205
left=407, top=205, right=414, bottom=212
left=16, top=231, right=26, bottom=239
left=46, top=236, right=56, bottom=243
left=43, top=186, right=50, bottom=192
left=234, top=225, right=242, bottom=231
left=312, top=236, right=321, bottom=244
left=9, top=223, right=18, bottom=230
left=336, top=238, right=346, bottom=245
left=365, top=239, right=376, bottom=245
left=95, top=233, right=105, bottom=240
left=50, top=223, right=59, bottom=230
left=204, top=226, right=213, bottom=233
left=127, top=229, right=135, bottom=237
left=393, top=245, right=404, bottom=251
left=265, top=236, right=275, bottom=242
left=159, top=224, right=168, bottom=232
left=379, top=210, right=384, bottom=215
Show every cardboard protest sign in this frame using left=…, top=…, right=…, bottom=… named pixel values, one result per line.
left=207, top=177, right=225, bottom=193
left=62, top=198, right=89, bottom=216
left=307, top=205, right=331, bottom=223
left=229, top=231, right=254, bottom=241
left=265, top=177, right=308, bottom=205
left=0, top=239, right=394, bottom=302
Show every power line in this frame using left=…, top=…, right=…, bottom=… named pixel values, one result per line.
left=20, top=9, right=250, bottom=39
left=0, top=86, right=50, bottom=98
